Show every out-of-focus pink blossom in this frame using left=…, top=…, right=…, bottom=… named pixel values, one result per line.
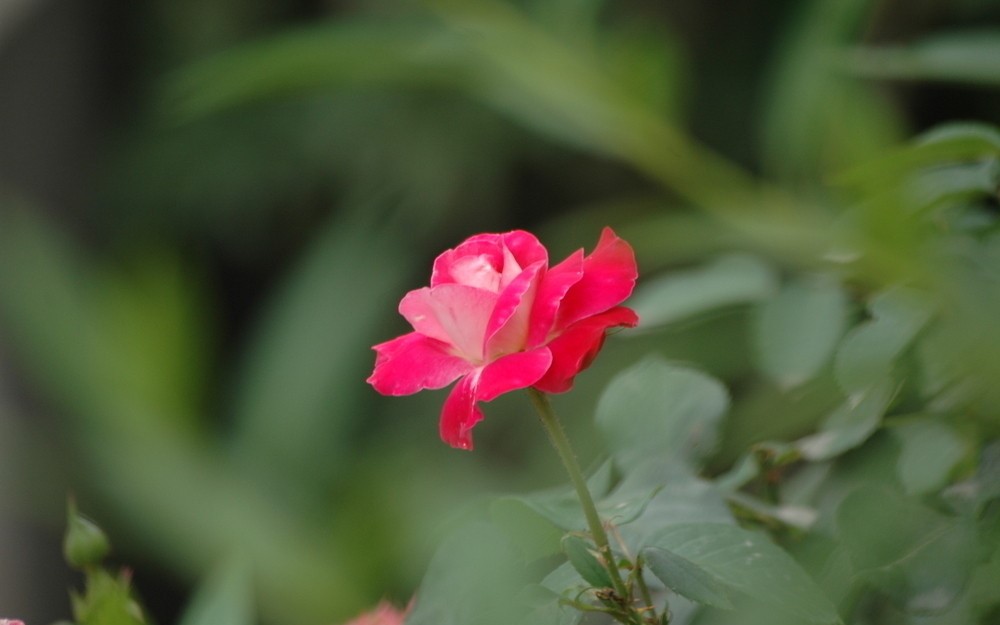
left=368, top=228, right=638, bottom=449
left=342, top=600, right=407, bottom=625
left=0, top=619, right=26, bottom=625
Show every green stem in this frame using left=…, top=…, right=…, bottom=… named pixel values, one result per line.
left=634, top=557, right=657, bottom=620
left=527, top=389, right=631, bottom=603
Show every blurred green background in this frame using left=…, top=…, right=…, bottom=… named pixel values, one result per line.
left=2, top=0, right=1000, bottom=624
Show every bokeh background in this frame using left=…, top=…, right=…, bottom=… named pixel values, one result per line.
left=2, top=0, right=1000, bottom=623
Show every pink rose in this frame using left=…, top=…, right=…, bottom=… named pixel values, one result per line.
left=0, top=620, right=25, bottom=625
left=342, top=601, right=407, bottom=625
left=368, top=228, right=638, bottom=449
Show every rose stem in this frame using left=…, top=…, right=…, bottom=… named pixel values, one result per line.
left=527, top=388, right=632, bottom=606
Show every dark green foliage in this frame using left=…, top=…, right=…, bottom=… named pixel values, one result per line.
left=3, top=1, right=1000, bottom=624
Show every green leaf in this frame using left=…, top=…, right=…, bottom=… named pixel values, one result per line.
left=90, top=253, right=211, bottom=429
left=754, top=276, right=848, bottom=389
left=72, top=569, right=146, bottom=625
left=600, top=19, right=685, bottom=117
left=713, top=453, right=760, bottom=492
left=889, top=417, right=968, bottom=496
left=760, top=0, right=895, bottom=182
left=596, top=357, right=729, bottom=470
left=561, top=535, right=613, bottom=588
left=178, top=559, right=255, bottom=625
left=0, top=205, right=360, bottom=620
left=836, top=486, right=982, bottom=613
left=541, top=561, right=587, bottom=595
left=230, top=215, right=409, bottom=488
left=513, top=478, right=660, bottom=532
left=0, top=209, right=211, bottom=437
left=165, top=20, right=467, bottom=120
left=908, top=159, right=1000, bottom=211
left=964, top=547, right=1000, bottom=621
left=0, top=208, right=135, bottom=426
left=643, top=546, right=733, bottom=609
left=492, top=460, right=612, bottom=533
left=648, top=523, right=841, bottom=624
left=726, top=491, right=819, bottom=531
left=795, top=379, right=896, bottom=461
left=843, top=32, right=1000, bottom=87
left=916, top=321, right=979, bottom=413
left=915, top=122, right=1000, bottom=157
left=972, top=442, right=1000, bottom=509
left=170, top=0, right=767, bottom=221
left=837, top=122, right=1000, bottom=189
left=526, top=0, right=605, bottom=41
left=615, top=459, right=734, bottom=554
left=518, top=584, right=582, bottom=625
left=426, top=0, right=669, bottom=159
left=490, top=498, right=563, bottom=559
left=834, top=287, right=932, bottom=395
left=943, top=441, right=1000, bottom=517
left=406, top=522, right=530, bottom=625
left=597, top=485, right=663, bottom=527
left=629, top=255, right=778, bottom=330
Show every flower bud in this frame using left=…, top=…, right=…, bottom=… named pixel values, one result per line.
left=64, top=500, right=110, bottom=568
left=342, top=600, right=408, bottom=625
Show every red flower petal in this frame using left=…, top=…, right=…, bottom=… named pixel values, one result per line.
left=439, top=348, right=552, bottom=449
left=533, top=306, right=639, bottom=393
left=554, top=227, right=638, bottom=331
left=526, top=250, right=585, bottom=348
left=367, top=333, right=473, bottom=396
left=439, top=373, right=485, bottom=450
left=477, top=347, right=553, bottom=402
left=430, top=230, right=546, bottom=289
left=500, top=230, right=548, bottom=270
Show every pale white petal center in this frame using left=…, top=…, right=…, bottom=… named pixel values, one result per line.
left=450, top=254, right=502, bottom=292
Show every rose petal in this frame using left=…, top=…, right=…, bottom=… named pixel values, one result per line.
left=526, top=250, right=585, bottom=347
left=431, top=236, right=503, bottom=287
left=343, top=601, right=409, bottom=625
left=440, top=373, right=485, bottom=450
left=554, top=227, right=638, bottom=331
left=367, top=333, right=473, bottom=396
left=485, top=260, right=545, bottom=358
left=498, top=242, right=524, bottom=291
left=399, top=284, right=497, bottom=361
left=448, top=253, right=504, bottom=292
left=533, top=306, right=639, bottom=393
left=431, top=231, right=548, bottom=290
left=500, top=230, right=547, bottom=283
left=477, top=347, right=553, bottom=402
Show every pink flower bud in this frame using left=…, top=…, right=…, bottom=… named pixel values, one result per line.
left=342, top=600, right=407, bottom=625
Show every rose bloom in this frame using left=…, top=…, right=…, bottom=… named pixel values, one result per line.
left=368, top=228, right=638, bottom=449
left=342, top=601, right=407, bottom=625
left=0, top=620, right=25, bottom=625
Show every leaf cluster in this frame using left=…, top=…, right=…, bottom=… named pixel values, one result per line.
left=2, top=0, right=1000, bottom=624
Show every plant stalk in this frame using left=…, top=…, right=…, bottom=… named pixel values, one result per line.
left=527, top=388, right=632, bottom=606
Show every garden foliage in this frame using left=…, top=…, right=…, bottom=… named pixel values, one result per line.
left=1, top=0, right=1000, bottom=624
